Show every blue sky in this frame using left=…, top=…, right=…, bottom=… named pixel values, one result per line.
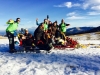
left=0, top=0, right=100, bottom=30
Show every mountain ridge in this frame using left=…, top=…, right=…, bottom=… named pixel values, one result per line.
left=0, top=26, right=100, bottom=36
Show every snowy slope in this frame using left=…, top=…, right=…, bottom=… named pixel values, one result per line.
left=0, top=38, right=100, bottom=75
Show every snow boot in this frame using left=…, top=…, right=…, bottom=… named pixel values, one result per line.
left=9, top=49, right=17, bottom=53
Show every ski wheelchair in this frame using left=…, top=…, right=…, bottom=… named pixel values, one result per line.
left=16, top=29, right=78, bottom=52
left=17, top=32, right=53, bottom=53
left=51, top=30, right=78, bottom=50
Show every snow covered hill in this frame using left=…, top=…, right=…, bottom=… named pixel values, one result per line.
left=69, top=32, right=100, bottom=40
left=0, top=36, right=100, bottom=75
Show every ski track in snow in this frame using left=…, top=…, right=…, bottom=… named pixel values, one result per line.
left=0, top=39, right=100, bottom=75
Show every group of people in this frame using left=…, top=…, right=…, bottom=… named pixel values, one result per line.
left=34, top=18, right=70, bottom=44
left=6, top=16, right=70, bottom=53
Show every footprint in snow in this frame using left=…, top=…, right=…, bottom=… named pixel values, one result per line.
left=19, top=68, right=26, bottom=73
left=26, top=60, right=32, bottom=65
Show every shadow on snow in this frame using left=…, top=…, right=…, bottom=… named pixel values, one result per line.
left=0, top=44, right=100, bottom=74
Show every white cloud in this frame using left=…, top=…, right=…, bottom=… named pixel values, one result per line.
left=64, top=2, right=72, bottom=8
left=83, top=21, right=100, bottom=27
left=82, top=3, right=89, bottom=10
left=54, top=2, right=80, bottom=8
left=66, top=12, right=76, bottom=16
left=66, top=16, right=86, bottom=20
left=66, top=12, right=86, bottom=20
left=91, top=5, right=100, bottom=11
left=88, top=11, right=100, bottom=15
left=87, top=0, right=100, bottom=4
left=83, top=0, right=100, bottom=6
left=65, top=20, right=100, bottom=28
left=54, top=0, right=100, bottom=11
left=82, top=0, right=100, bottom=11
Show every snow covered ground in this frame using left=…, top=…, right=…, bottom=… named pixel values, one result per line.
left=0, top=38, right=100, bottom=75
left=69, top=32, right=100, bottom=40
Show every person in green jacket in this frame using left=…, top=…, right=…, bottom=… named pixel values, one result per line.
left=59, top=19, right=70, bottom=41
left=36, top=15, right=50, bottom=32
left=6, top=18, right=20, bottom=53
left=59, top=19, right=70, bottom=35
left=36, top=18, right=48, bottom=32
